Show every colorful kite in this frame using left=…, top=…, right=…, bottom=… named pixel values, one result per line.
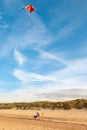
left=18, top=4, right=40, bottom=15
left=25, top=5, right=35, bottom=13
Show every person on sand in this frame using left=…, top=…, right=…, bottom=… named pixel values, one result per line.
left=34, top=112, right=40, bottom=119
left=36, top=112, right=40, bottom=117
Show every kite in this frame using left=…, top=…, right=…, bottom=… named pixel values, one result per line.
left=25, top=5, right=35, bottom=13
left=18, top=4, right=40, bottom=15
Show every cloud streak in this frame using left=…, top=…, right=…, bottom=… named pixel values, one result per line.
left=13, top=69, right=57, bottom=83
left=14, top=49, right=26, bottom=66
left=37, top=49, right=68, bottom=66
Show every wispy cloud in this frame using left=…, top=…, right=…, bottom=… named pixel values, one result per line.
left=49, top=1, right=87, bottom=42
left=0, top=13, right=52, bottom=58
left=55, top=14, right=86, bottom=41
left=14, top=49, right=26, bottom=66
left=13, top=69, right=56, bottom=83
left=52, top=57, right=87, bottom=76
left=0, top=57, right=87, bottom=102
left=12, top=56, right=87, bottom=93
left=37, top=49, right=68, bottom=66
left=0, top=14, right=9, bottom=29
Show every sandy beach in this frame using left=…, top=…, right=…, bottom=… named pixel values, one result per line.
left=0, top=109, right=87, bottom=130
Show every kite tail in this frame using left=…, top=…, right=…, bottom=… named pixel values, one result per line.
left=18, top=7, right=25, bottom=12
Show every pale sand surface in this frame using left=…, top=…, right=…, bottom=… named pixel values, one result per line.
left=0, top=109, right=87, bottom=130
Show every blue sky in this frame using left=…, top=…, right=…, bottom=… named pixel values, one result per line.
left=0, top=0, right=87, bottom=102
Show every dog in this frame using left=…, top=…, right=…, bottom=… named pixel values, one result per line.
left=34, top=115, right=38, bottom=119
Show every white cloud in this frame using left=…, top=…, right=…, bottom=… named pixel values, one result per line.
left=14, top=49, right=26, bottom=65
left=47, top=57, right=87, bottom=90
left=69, top=58, right=87, bottom=74
left=12, top=57, right=87, bottom=94
left=0, top=87, right=87, bottom=103
left=0, top=89, right=37, bottom=102
left=38, top=49, right=68, bottom=66
left=13, top=69, right=56, bottom=83
left=53, top=58, right=87, bottom=78
left=0, top=57, right=87, bottom=102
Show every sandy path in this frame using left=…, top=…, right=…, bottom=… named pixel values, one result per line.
left=0, top=116, right=87, bottom=130
left=0, top=109, right=87, bottom=130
